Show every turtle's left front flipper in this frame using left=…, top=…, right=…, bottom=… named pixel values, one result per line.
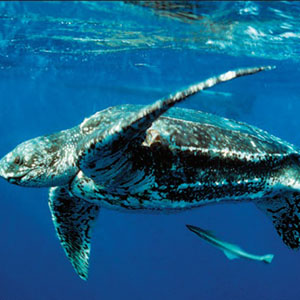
left=49, top=187, right=100, bottom=280
left=77, top=66, right=273, bottom=183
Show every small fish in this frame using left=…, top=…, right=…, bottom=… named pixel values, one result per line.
left=186, top=224, right=274, bottom=264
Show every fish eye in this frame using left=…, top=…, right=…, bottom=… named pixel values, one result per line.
left=14, top=156, right=22, bottom=165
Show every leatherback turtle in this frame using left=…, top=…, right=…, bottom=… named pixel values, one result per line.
left=1, top=66, right=298, bottom=280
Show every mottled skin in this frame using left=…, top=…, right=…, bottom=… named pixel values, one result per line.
left=1, top=66, right=299, bottom=280
left=71, top=104, right=300, bottom=211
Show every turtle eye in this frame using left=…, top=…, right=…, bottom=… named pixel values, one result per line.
left=14, top=156, right=22, bottom=165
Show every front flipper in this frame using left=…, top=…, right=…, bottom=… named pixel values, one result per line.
left=49, top=186, right=100, bottom=280
left=255, top=192, right=300, bottom=249
left=77, top=66, right=273, bottom=184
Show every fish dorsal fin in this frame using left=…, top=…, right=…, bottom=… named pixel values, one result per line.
left=77, top=66, right=272, bottom=184
left=255, top=192, right=300, bottom=249
left=49, top=186, right=100, bottom=280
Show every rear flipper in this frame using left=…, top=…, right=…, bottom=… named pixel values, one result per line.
left=255, top=192, right=300, bottom=249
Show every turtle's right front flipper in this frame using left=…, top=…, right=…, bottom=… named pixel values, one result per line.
left=77, top=66, right=273, bottom=185
left=49, top=186, right=100, bottom=280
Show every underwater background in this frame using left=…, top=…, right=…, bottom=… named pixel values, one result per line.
left=0, top=1, right=300, bottom=299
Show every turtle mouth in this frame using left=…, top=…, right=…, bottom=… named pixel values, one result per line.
left=7, top=171, right=30, bottom=184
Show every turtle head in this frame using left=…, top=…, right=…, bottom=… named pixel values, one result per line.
left=0, top=134, right=77, bottom=187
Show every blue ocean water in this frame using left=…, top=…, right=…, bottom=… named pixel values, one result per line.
left=1, top=1, right=300, bottom=299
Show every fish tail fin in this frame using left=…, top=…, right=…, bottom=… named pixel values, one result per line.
left=262, top=254, right=274, bottom=264
left=255, top=191, right=300, bottom=250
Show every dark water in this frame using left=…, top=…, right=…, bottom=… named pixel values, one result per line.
left=1, top=2, right=300, bottom=299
